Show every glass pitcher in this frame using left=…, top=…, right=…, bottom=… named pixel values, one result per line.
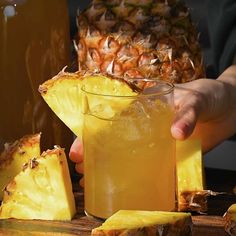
left=0, top=0, right=73, bottom=150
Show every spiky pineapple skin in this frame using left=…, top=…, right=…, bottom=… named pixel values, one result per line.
left=0, top=133, right=41, bottom=200
left=77, top=0, right=204, bottom=83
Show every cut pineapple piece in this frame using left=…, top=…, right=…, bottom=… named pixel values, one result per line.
left=39, top=70, right=137, bottom=138
left=39, top=71, right=85, bottom=138
left=224, top=204, right=236, bottom=236
left=92, top=210, right=192, bottom=236
left=176, top=139, right=209, bottom=212
left=0, top=146, right=76, bottom=220
left=0, top=133, right=41, bottom=200
left=82, top=75, right=137, bottom=121
left=82, top=75, right=137, bottom=96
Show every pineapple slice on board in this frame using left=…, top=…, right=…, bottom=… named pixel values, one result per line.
left=0, top=146, right=76, bottom=220
left=0, top=133, right=41, bottom=200
left=224, top=204, right=236, bottom=236
left=91, top=210, right=192, bottom=236
left=39, top=70, right=137, bottom=138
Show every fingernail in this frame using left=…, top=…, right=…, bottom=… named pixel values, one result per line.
left=171, top=126, right=185, bottom=140
left=171, top=120, right=192, bottom=140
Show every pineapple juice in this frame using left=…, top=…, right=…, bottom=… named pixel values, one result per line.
left=83, top=95, right=176, bottom=219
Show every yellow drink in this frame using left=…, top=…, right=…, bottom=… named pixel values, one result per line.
left=83, top=92, right=176, bottom=219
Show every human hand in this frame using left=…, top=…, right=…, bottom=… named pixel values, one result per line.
left=172, top=66, right=236, bottom=152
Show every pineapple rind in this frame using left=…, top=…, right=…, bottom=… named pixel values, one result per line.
left=224, top=204, right=236, bottom=236
left=176, top=139, right=207, bottom=212
left=0, top=146, right=76, bottom=220
left=0, top=133, right=41, bottom=200
left=92, top=210, right=192, bottom=236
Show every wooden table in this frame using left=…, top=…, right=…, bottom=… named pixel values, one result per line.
left=0, top=168, right=236, bottom=236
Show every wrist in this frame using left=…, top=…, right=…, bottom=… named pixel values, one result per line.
left=217, top=65, right=236, bottom=109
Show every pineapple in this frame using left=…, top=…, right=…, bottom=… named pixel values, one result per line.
left=39, top=70, right=137, bottom=138
left=91, top=210, right=192, bottom=236
left=176, top=139, right=210, bottom=213
left=38, top=70, right=86, bottom=138
left=0, top=133, right=41, bottom=200
left=0, top=146, right=76, bottom=220
left=224, top=204, right=236, bottom=236
left=76, top=0, right=204, bottom=83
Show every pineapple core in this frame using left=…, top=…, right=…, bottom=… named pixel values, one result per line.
left=0, top=133, right=41, bottom=200
left=0, top=146, right=76, bottom=220
left=92, top=210, right=192, bottom=236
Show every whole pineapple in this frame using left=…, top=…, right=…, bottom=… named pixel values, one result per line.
left=76, top=0, right=204, bottom=83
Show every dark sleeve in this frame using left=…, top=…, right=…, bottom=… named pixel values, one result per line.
left=206, top=0, right=236, bottom=76
left=67, top=0, right=90, bottom=38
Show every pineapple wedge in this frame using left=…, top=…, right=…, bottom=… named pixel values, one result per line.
left=39, top=70, right=137, bottom=138
left=91, top=210, right=192, bottom=236
left=176, top=139, right=210, bottom=212
left=0, top=133, right=41, bottom=200
left=224, top=204, right=236, bottom=236
left=38, top=71, right=85, bottom=138
left=0, top=146, right=76, bottom=220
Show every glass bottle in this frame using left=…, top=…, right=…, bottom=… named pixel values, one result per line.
left=0, top=0, right=73, bottom=151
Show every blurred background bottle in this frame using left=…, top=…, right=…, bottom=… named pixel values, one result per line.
left=0, top=0, right=73, bottom=151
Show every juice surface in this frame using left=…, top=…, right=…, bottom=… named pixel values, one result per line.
left=83, top=98, right=176, bottom=219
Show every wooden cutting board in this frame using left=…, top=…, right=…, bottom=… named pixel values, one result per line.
left=0, top=168, right=235, bottom=236
left=0, top=215, right=230, bottom=236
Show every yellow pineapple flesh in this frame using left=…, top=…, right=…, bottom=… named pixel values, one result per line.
left=76, top=0, right=204, bottom=83
left=38, top=70, right=86, bottom=138
left=0, top=146, right=76, bottom=220
left=92, top=210, right=192, bottom=236
left=176, top=139, right=212, bottom=213
left=39, top=70, right=137, bottom=138
left=224, top=204, right=236, bottom=236
left=0, top=133, right=41, bottom=200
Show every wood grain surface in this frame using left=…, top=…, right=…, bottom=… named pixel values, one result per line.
left=0, top=168, right=235, bottom=236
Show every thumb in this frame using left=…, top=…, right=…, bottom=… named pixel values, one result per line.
left=171, top=105, right=198, bottom=140
left=69, top=137, right=84, bottom=163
